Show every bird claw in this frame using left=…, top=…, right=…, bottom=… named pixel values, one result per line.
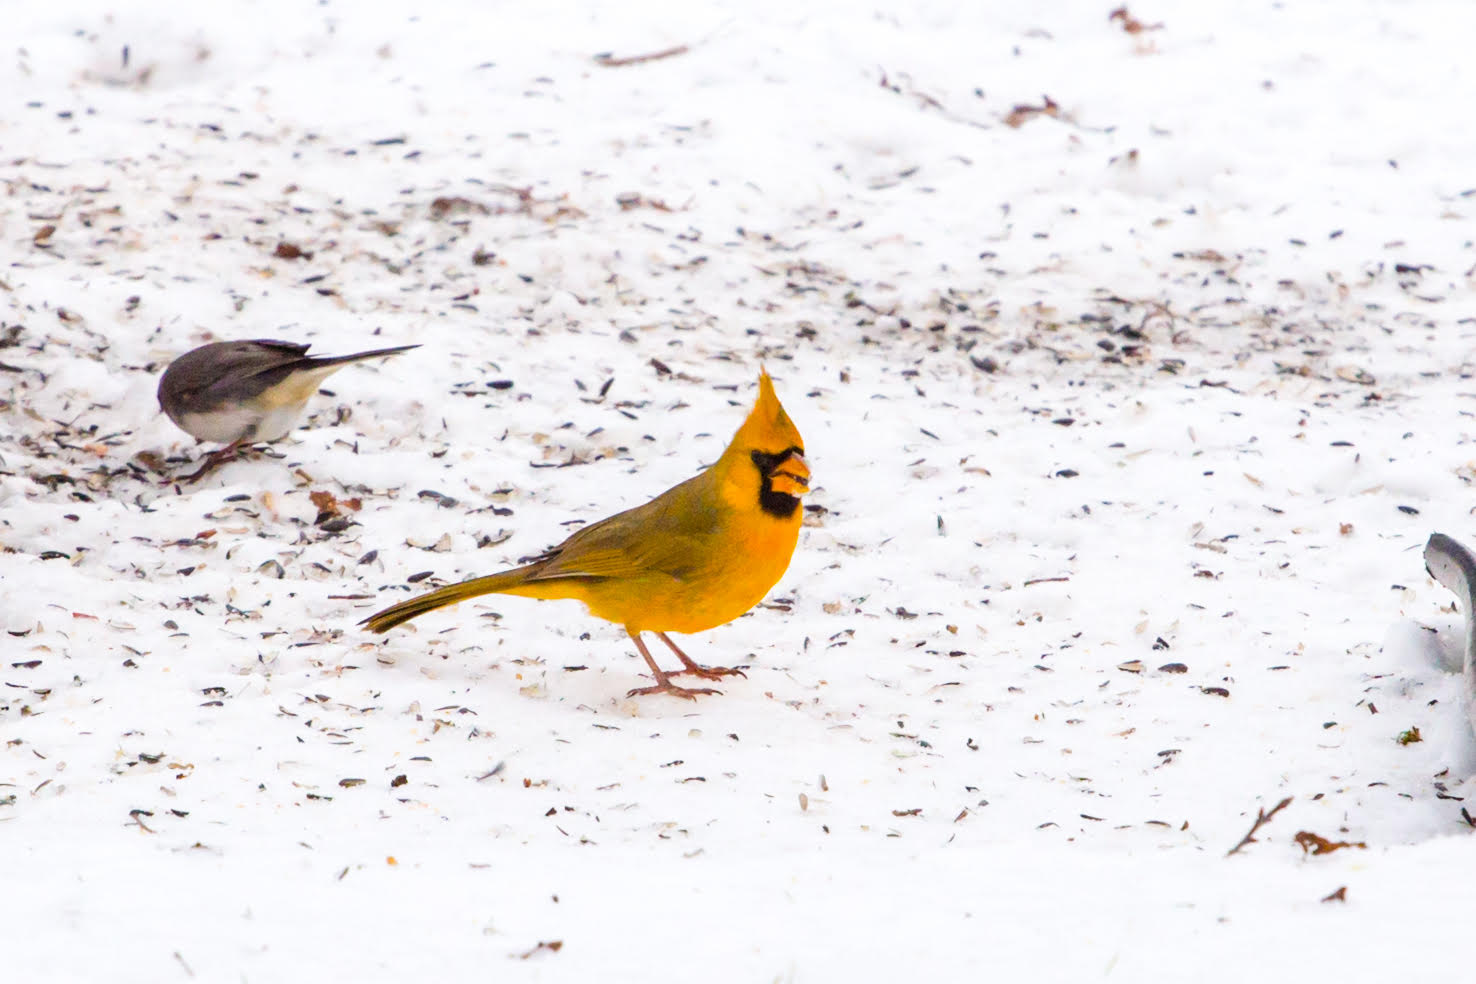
left=170, top=446, right=244, bottom=484
left=626, top=682, right=722, bottom=700
left=672, top=664, right=747, bottom=681
left=171, top=462, right=218, bottom=485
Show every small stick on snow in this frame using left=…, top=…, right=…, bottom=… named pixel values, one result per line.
left=593, top=45, right=689, bottom=68
left=1225, top=796, right=1292, bottom=857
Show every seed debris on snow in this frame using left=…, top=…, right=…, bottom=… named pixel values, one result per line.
left=2, top=3, right=1475, bottom=977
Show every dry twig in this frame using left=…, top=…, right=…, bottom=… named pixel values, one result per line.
left=593, top=45, right=689, bottom=68
left=1226, top=796, right=1292, bottom=856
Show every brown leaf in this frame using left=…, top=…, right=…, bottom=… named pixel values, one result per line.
left=1005, top=96, right=1060, bottom=128
left=1294, top=831, right=1367, bottom=855
left=309, top=490, right=362, bottom=520
left=516, top=940, right=564, bottom=959
left=1108, top=7, right=1164, bottom=34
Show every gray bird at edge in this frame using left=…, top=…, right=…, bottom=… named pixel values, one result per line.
left=157, top=338, right=419, bottom=481
left=1424, top=533, right=1476, bottom=735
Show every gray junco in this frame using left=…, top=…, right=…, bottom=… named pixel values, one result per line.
left=157, top=339, right=419, bottom=480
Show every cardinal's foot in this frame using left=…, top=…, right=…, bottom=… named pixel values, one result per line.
left=626, top=681, right=722, bottom=700
left=671, top=663, right=747, bottom=681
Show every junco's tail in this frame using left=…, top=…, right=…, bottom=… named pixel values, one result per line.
left=304, top=343, right=420, bottom=369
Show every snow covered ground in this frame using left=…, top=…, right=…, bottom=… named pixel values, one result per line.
left=4, top=0, right=1475, bottom=978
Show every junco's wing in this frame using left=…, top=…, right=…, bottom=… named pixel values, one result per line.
left=158, top=339, right=418, bottom=443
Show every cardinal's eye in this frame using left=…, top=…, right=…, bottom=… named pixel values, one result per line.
left=750, top=447, right=803, bottom=475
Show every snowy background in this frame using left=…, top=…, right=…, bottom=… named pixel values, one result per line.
left=3, top=0, right=1475, bottom=978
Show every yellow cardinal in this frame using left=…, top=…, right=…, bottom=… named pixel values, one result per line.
left=362, top=369, right=809, bottom=699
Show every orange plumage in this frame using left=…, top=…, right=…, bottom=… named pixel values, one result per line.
left=362, top=369, right=809, bottom=698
